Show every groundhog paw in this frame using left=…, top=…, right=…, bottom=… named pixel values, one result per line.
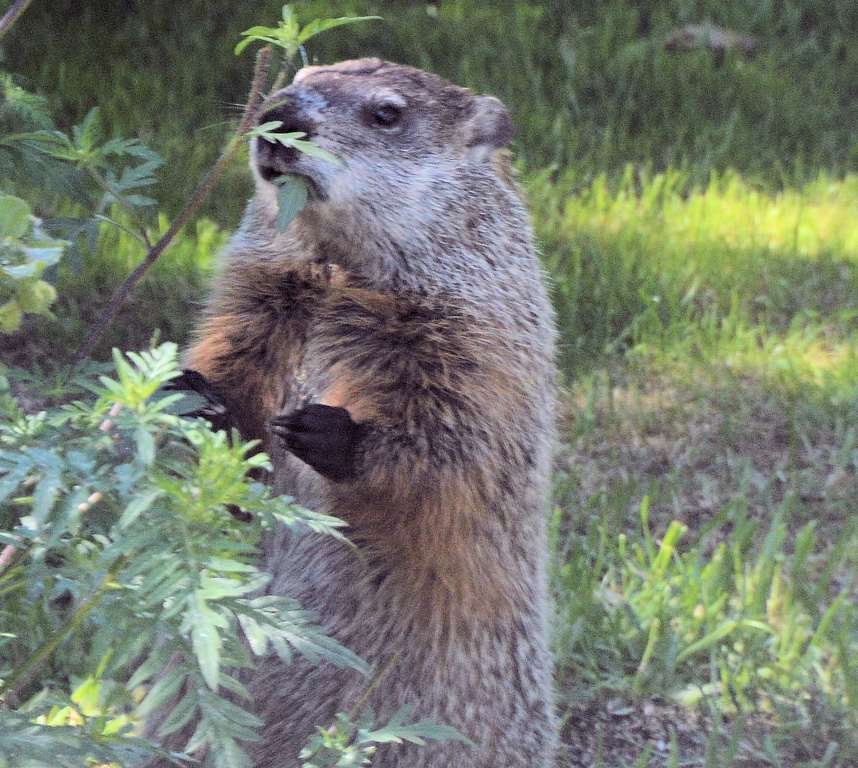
left=166, top=369, right=234, bottom=433
left=269, top=404, right=362, bottom=482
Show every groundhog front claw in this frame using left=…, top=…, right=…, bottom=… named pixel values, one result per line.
left=269, top=403, right=362, bottom=482
left=166, top=369, right=234, bottom=433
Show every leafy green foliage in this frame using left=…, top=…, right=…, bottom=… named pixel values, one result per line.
left=249, top=122, right=344, bottom=169
left=299, top=707, right=473, bottom=768
left=11, top=106, right=156, bottom=172
left=275, top=175, right=310, bottom=231
left=6, top=212, right=220, bottom=372
left=2, top=666, right=161, bottom=768
left=5, top=105, right=164, bottom=237
left=235, top=4, right=379, bottom=56
left=0, top=71, right=86, bottom=208
left=0, top=343, right=365, bottom=767
left=0, top=708, right=148, bottom=768
left=0, top=194, right=65, bottom=332
left=0, top=72, right=51, bottom=135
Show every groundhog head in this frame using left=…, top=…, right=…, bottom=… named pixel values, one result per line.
left=249, top=59, right=520, bottom=276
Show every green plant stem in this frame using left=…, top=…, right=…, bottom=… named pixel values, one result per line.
left=347, top=653, right=399, bottom=720
left=0, top=0, right=35, bottom=41
left=70, top=45, right=273, bottom=367
left=0, top=557, right=126, bottom=706
left=86, top=166, right=153, bottom=250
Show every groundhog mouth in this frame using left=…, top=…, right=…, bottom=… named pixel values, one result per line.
left=274, top=171, right=324, bottom=201
left=257, top=163, right=324, bottom=202
left=254, top=140, right=325, bottom=200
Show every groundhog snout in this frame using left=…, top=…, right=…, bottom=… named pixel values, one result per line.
left=254, top=139, right=298, bottom=183
left=255, top=97, right=317, bottom=182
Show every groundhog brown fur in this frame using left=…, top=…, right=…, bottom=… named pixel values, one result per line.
left=164, top=59, right=557, bottom=767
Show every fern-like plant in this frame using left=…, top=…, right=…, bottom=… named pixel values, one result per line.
left=0, top=343, right=364, bottom=766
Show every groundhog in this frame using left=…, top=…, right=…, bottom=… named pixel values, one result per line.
left=173, top=59, right=557, bottom=767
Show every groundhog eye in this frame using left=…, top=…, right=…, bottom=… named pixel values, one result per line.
left=372, top=103, right=403, bottom=128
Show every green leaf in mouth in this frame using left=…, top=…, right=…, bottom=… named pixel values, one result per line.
left=275, top=175, right=310, bottom=231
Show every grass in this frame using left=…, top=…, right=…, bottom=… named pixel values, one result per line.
left=532, top=168, right=858, bottom=375
left=547, top=172, right=858, bottom=766
left=4, top=1, right=858, bottom=765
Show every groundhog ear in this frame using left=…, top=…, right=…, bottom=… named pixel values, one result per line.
left=464, top=96, right=514, bottom=153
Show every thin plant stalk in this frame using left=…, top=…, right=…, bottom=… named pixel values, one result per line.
left=0, top=0, right=36, bottom=41
left=70, top=45, right=273, bottom=367
left=87, top=166, right=154, bottom=250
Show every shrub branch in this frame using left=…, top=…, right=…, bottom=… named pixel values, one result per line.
left=0, top=0, right=36, bottom=41
left=70, top=46, right=273, bottom=367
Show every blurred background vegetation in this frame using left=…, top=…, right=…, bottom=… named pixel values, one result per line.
left=3, top=0, right=858, bottom=371
left=4, top=0, right=858, bottom=372
left=7, top=0, right=858, bottom=218
left=4, top=1, right=858, bottom=765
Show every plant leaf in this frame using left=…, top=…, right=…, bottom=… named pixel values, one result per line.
left=276, top=176, right=309, bottom=231
left=189, top=593, right=224, bottom=690
left=296, top=16, right=381, bottom=46
left=0, top=195, right=31, bottom=238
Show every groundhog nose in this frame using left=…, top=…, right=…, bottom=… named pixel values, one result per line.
left=255, top=100, right=317, bottom=182
left=259, top=99, right=316, bottom=142
left=255, top=139, right=298, bottom=183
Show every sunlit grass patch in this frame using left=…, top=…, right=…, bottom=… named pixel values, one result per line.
left=548, top=166, right=858, bottom=761
left=534, top=168, right=858, bottom=377
left=635, top=308, right=858, bottom=413
left=559, top=169, right=858, bottom=259
left=703, top=321, right=858, bottom=413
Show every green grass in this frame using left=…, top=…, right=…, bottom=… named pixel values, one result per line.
left=547, top=171, right=858, bottom=766
left=533, top=168, right=858, bottom=377
left=4, top=1, right=858, bottom=765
